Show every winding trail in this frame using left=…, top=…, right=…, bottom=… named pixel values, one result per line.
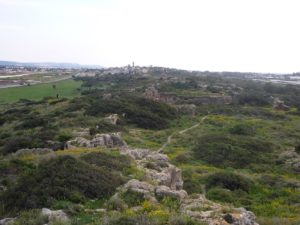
left=158, top=115, right=208, bottom=152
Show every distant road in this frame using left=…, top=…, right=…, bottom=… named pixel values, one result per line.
left=0, top=72, right=44, bottom=78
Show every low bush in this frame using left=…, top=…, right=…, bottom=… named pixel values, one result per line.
left=2, top=136, right=34, bottom=154
left=1, top=155, right=124, bottom=214
left=85, top=97, right=177, bottom=129
left=192, top=134, right=273, bottom=168
left=81, top=151, right=132, bottom=172
left=205, top=171, right=253, bottom=192
left=206, top=188, right=234, bottom=203
left=15, top=116, right=48, bottom=129
left=229, top=123, right=255, bottom=135
left=121, top=190, right=145, bottom=207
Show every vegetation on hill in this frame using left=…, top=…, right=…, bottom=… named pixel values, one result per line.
left=1, top=151, right=135, bottom=216
left=0, top=71, right=300, bottom=224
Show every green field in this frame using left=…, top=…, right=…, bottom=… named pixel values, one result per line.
left=0, top=79, right=82, bottom=103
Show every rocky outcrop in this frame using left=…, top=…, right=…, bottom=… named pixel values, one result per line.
left=273, top=97, right=290, bottom=111
left=66, top=133, right=127, bottom=149
left=155, top=185, right=187, bottom=200
left=120, top=148, right=184, bottom=191
left=65, top=128, right=259, bottom=225
left=105, top=114, right=120, bottom=125
left=181, top=194, right=258, bottom=225
left=41, top=208, right=69, bottom=224
left=118, top=147, right=258, bottom=225
left=0, top=218, right=15, bottom=225
left=124, top=179, right=154, bottom=195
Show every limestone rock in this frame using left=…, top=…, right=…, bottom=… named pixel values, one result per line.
left=41, top=208, right=69, bottom=223
left=145, top=164, right=184, bottom=190
left=105, top=114, right=120, bottom=125
left=91, top=133, right=126, bottom=148
left=121, top=148, right=151, bottom=160
left=0, top=218, right=15, bottom=225
left=146, top=153, right=169, bottom=162
left=273, top=97, right=290, bottom=111
left=231, top=209, right=259, bottom=225
left=155, top=185, right=187, bottom=200
left=124, top=179, right=154, bottom=194
left=116, top=145, right=259, bottom=225
left=67, top=133, right=126, bottom=149
left=181, top=194, right=258, bottom=225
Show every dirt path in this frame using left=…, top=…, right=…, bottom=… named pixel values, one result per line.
left=158, top=115, right=208, bottom=152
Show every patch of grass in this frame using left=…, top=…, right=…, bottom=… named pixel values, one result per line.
left=0, top=79, right=81, bottom=104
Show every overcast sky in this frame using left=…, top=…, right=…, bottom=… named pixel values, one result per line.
left=0, top=0, right=299, bottom=73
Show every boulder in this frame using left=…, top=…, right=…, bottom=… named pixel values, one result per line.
left=0, top=218, right=15, bottom=225
left=146, top=153, right=169, bottom=162
left=231, top=209, right=259, bottom=225
left=66, top=133, right=126, bottom=149
left=273, top=98, right=290, bottom=111
left=146, top=165, right=184, bottom=190
left=155, top=185, right=187, bottom=200
left=41, top=208, right=69, bottom=223
left=181, top=195, right=258, bottom=225
left=67, top=137, right=91, bottom=148
left=105, top=114, right=120, bottom=125
left=121, top=148, right=150, bottom=160
left=91, top=133, right=126, bottom=148
left=124, top=179, right=154, bottom=194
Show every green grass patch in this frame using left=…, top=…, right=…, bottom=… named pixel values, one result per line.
left=0, top=79, right=82, bottom=104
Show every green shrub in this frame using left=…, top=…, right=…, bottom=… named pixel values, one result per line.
left=295, top=144, right=300, bottom=154
left=81, top=151, right=132, bottom=172
left=1, top=155, right=124, bottom=214
left=192, top=134, right=273, bottom=168
left=85, top=97, right=177, bottom=129
left=205, top=172, right=253, bottom=192
left=0, top=116, right=5, bottom=126
left=57, top=132, right=72, bottom=142
left=2, top=136, right=34, bottom=154
left=106, top=197, right=127, bottom=211
left=182, top=169, right=203, bottom=195
left=206, top=188, right=234, bottom=203
left=15, top=116, right=48, bottom=129
left=121, top=190, right=145, bottom=207
left=229, top=123, right=255, bottom=135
